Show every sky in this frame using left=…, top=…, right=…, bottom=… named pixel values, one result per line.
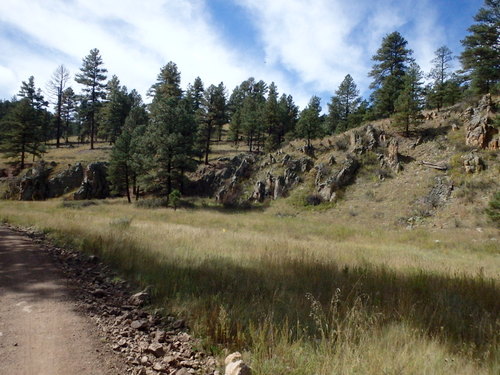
left=0, top=0, right=481, bottom=111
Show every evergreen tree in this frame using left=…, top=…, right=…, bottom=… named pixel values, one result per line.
left=47, top=65, right=70, bottom=147
left=296, top=96, right=322, bottom=147
left=100, top=75, right=132, bottom=144
left=198, top=83, right=226, bottom=164
left=186, top=76, right=204, bottom=114
left=146, top=63, right=197, bottom=196
left=0, top=98, right=44, bottom=168
left=393, top=63, right=424, bottom=136
left=369, top=31, right=414, bottom=117
left=277, top=94, right=298, bottom=143
left=460, top=0, right=500, bottom=94
left=61, top=87, right=76, bottom=143
left=264, top=82, right=281, bottom=151
left=325, top=96, right=342, bottom=134
left=75, top=48, right=107, bottom=149
left=427, top=46, right=454, bottom=110
left=108, top=102, right=148, bottom=203
left=148, top=61, right=183, bottom=100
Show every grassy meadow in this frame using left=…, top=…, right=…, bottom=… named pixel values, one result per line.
left=0, top=198, right=498, bottom=374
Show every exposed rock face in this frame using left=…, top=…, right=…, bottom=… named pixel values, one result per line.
left=350, top=124, right=379, bottom=154
left=251, top=180, right=266, bottom=202
left=316, top=156, right=359, bottom=202
left=462, top=152, right=485, bottom=174
left=48, top=163, right=84, bottom=197
left=190, top=154, right=255, bottom=198
left=273, top=175, right=285, bottom=199
left=382, top=138, right=402, bottom=173
left=74, top=162, right=109, bottom=200
left=19, top=162, right=52, bottom=200
left=463, top=94, right=499, bottom=150
left=225, top=352, right=252, bottom=375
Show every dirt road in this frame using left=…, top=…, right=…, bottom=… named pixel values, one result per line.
left=0, top=226, right=125, bottom=375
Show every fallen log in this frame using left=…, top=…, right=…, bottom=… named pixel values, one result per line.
left=421, top=161, right=448, bottom=170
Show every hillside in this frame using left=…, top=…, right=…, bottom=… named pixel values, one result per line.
left=0, top=96, right=499, bottom=374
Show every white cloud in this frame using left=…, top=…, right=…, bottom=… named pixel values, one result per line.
left=0, top=0, right=458, bottom=110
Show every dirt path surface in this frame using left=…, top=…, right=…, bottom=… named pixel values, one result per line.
left=0, top=226, right=125, bottom=375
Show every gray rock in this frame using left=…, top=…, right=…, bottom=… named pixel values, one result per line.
left=316, top=156, right=359, bottom=201
left=462, top=152, right=485, bottom=174
left=19, top=162, right=52, bottom=200
left=48, top=163, right=84, bottom=197
left=74, top=162, right=109, bottom=200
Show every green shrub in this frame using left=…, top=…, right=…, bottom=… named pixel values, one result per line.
left=486, top=191, right=500, bottom=228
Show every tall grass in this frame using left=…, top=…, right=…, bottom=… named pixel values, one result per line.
left=0, top=200, right=498, bottom=374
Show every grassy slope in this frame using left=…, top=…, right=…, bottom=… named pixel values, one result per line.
left=0, top=104, right=499, bottom=374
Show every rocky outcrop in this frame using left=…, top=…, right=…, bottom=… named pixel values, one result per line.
left=74, top=162, right=109, bottom=200
left=48, top=163, right=84, bottom=197
left=316, top=156, right=359, bottom=202
left=19, top=162, right=52, bottom=200
left=350, top=124, right=379, bottom=154
left=381, top=138, right=402, bottom=173
left=190, top=154, right=255, bottom=199
left=463, top=94, right=499, bottom=150
left=462, top=152, right=485, bottom=174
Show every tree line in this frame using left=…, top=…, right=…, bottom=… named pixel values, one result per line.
left=0, top=0, right=498, bottom=197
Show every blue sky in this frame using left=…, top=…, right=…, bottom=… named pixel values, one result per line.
left=0, top=0, right=480, bottom=110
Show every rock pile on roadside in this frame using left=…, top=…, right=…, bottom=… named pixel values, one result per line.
left=7, top=225, right=219, bottom=375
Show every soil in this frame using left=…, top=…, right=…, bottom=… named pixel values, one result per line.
left=0, top=226, right=126, bottom=374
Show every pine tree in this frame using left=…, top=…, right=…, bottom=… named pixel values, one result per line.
left=281, top=94, right=298, bottom=140
left=369, top=31, right=414, bottom=117
left=427, top=46, right=454, bottom=110
left=100, top=75, right=132, bottom=144
left=61, top=87, right=76, bottom=143
left=186, top=76, right=204, bottom=114
left=296, top=96, right=322, bottom=147
left=325, top=96, right=343, bottom=134
left=0, top=99, right=44, bottom=169
left=146, top=63, right=197, bottom=196
left=198, top=83, right=226, bottom=164
left=393, top=63, right=424, bottom=136
left=47, top=65, right=70, bottom=147
left=108, top=102, right=148, bottom=203
left=264, top=82, right=281, bottom=151
left=75, top=48, right=107, bottom=149
left=460, top=0, right=500, bottom=94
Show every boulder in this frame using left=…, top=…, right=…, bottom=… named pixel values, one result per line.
left=251, top=180, right=266, bottom=202
left=317, top=156, right=359, bottom=201
left=464, top=94, right=499, bottom=150
left=19, top=162, right=52, bottom=200
left=74, top=162, right=109, bottom=200
left=382, top=138, right=402, bottom=173
left=462, top=152, right=485, bottom=174
left=224, top=352, right=251, bottom=375
left=273, top=176, right=285, bottom=199
left=48, top=163, right=84, bottom=197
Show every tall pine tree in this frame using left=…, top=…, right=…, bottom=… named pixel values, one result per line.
left=460, top=0, right=500, bottom=94
left=75, top=48, right=107, bottom=149
left=369, top=32, right=414, bottom=118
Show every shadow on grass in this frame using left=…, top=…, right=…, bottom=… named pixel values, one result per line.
left=62, top=230, right=500, bottom=360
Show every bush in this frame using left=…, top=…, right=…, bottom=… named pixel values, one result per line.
left=305, top=194, right=323, bottom=206
left=169, top=189, right=181, bottom=210
left=486, top=191, right=500, bottom=228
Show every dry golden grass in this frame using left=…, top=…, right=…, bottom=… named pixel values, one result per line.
left=0, top=199, right=498, bottom=374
